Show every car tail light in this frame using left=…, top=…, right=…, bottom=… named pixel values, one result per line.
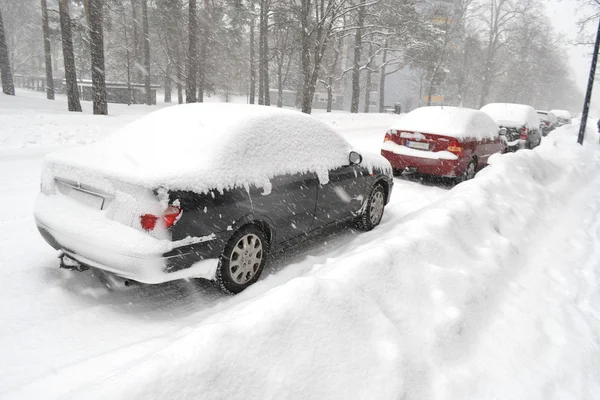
left=140, top=205, right=182, bottom=231
left=520, top=127, right=529, bottom=140
left=447, top=139, right=462, bottom=155
left=384, top=132, right=392, bottom=142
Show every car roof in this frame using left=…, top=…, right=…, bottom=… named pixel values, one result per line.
left=389, top=106, right=499, bottom=140
left=44, top=103, right=356, bottom=193
left=480, top=103, right=540, bottom=129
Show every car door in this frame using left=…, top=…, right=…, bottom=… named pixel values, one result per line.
left=314, top=164, right=367, bottom=228
left=248, top=172, right=319, bottom=243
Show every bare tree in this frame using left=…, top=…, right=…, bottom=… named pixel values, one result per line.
left=141, top=0, right=151, bottom=105
left=58, top=0, right=81, bottom=111
left=89, top=0, right=107, bottom=114
left=0, top=7, right=14, bottom=95
left=350, top=0, right=365, bottom=113
left=40, top=0, right=54, bottom=99
left=249, top=13, right=256, bottom=104
left=187, top=0, right=197, bottom=102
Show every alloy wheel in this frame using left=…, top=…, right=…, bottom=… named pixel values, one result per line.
left=228, top=233, right=263, bottom=284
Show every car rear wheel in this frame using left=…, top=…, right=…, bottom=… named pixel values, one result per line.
left=356, top=183, right=385, bottom=231
left=457, top=159, right=476, bottom=183
left=216, top=225, right=268, bottom=294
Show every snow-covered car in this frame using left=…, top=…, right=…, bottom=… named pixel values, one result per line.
left=550, top=109, right=572, bottom=126
left=480, top=103, right=542, bottom=151
left=34, top=104, right=393, bottom=293
left=536, top=110, right=558, bottom=136
left=380, top=106, right=504, bottom=181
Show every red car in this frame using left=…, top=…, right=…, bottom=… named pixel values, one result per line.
left=381, top=106, right=504, bottom=181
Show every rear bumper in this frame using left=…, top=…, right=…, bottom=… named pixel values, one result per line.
left=381, top=150, right=467, bottom=177
left=34, top=193, right=220, bottom=283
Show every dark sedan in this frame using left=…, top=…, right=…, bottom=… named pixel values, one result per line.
left=34, top=104, right=393, bottom=293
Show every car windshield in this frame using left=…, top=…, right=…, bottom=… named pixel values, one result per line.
left=1, top=1, right=597, bottom=399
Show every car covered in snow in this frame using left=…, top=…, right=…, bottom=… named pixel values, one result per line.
left=550, top=109, right=572, bottom=126
left=480, top=103, right=542, bottom=151
left=380, top=106, right=504, bottom=181
left=34, top=104, right=393, bottom=293
left=536, top=110, right=558, bottom=136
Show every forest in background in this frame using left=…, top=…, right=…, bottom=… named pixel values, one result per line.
left=0, top=0, right=586, bottom=115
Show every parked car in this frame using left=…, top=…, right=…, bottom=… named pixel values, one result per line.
left=536, top=110, right=558, bottom=136
left=380, top=106, right=504, bottom=182
left=34, top=104, right=393, bottom=293
left=550, top=109, right=572, bottom=126
left=480, top=103, right=542, bottom=151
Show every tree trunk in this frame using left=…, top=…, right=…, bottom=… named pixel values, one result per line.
left=257, top=0, right=265, bottom=105
left=89, top=0, right=107, bottom=114
left=363, top=43, right=373, bottom=114
left=249, top=16, right=256, bottom=104
left=350, top=0, right=365, bottom=113
left=141, top=0, right=151, bottom=105
left=58, top=0, right=81, bottom=111
left=326, top=75, right=333, bottom=112
left=262, top=0, right=270, bottom=106
left=186, top=0, right=197, bottom=102
left=198, top=33, right=207, bottom=102
left=131, top=0, right=141, bottom=82
left=41, top=0, right=54, bottom=99
left=0, top=8, right=14, bottom=96
left=176, top=58, right=183, bottom=104
left=277, top=57, right=283, bottom=107
left=379, top=42, right=388, bottom=113
left=164, top=62, right=171, bottom=102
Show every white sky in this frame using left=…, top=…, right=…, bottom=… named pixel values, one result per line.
left=545, top=0, right=598, bottom=114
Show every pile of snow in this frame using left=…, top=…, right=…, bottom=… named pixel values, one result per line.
left=481, top=102, right=540, bottom=129
left=42, top=103, right=389, bottom=194
left=13, top=121, right=598, bottom=399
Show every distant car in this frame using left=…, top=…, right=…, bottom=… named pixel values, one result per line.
left=550, top=109, right=572, bottom=126
left=536, top=110, right=558, bottom=136
left=480, top=103, right=542, bottom=151
left=34, top=104, right=393, bottom=293
left=380, top=106, right=504, bottom=182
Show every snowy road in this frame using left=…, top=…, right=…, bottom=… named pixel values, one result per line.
left=2, top=91, right=600, bottom=399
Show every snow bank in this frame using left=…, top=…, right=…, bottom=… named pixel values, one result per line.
left=43, top=103, right=357, bottom=194
left=24, top=121, right=599, bottom=399
left=481, top=103, right=540, bottom=129
left=388, top=106, right=499, bottom=140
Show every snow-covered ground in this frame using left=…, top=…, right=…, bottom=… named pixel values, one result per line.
left=1, top=90, right=599, bottom=399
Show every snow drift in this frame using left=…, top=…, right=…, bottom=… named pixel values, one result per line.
left=11, top=121, right=597, bottom=400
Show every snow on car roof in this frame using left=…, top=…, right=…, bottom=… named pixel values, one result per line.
left=536, top=110, right=556, bottom=123
left=388, top=106, right=499, bottom=140
left=43, top=103, right=355, bottom=193
left=550, top=109, right=572, bottom=119
left=480, top=103, right=540, bottom=129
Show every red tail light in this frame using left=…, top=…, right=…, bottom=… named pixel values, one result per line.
left=384, top=132, right=392, bottom=142
left=140, top=205, right=182, bottom=231
left=447, top=138, right=462, bottom=155
left=520, top=127, right=529, bottom=140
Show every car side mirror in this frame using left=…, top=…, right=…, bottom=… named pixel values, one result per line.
left=349, top=151, right=362, bottom=165
left=499, top=128, right=507, bottom=136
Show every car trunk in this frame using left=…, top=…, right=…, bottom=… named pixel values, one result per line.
left=386, top=129, right=460, bottom=154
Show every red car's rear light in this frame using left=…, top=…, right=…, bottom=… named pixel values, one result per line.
left=140, top=205, right=182, bottom=231
left=520, top=127, right=529, bottom=140
left=447, top=139, right=462, bottom=155
left=384, top=132, right=392, bottom=142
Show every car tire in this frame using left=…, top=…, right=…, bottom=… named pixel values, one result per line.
left=216, top=225, right=269, bottom=294
left=457, top=159, right=476, bottom=184
left=356, top=183, right=386, bottom=231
